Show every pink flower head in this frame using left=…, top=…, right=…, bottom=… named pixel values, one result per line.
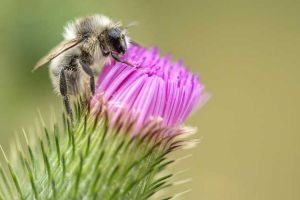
left=93, top=45, right=205, bottom=129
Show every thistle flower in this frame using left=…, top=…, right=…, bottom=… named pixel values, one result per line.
left=0, top=45, right=205, bottom=200
left=93, top=45, right=205, bottom=130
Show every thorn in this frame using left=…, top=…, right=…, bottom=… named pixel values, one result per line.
left=22, top=129, right=29, bottom=145
left=49, top=105, right=57, bottom=125
left=173, top=179, right=192, bottom=186
left=173, top=154, right=192, bottom=166
left=55, top=134, right=61, bottom=163
left=0, top=165, right=14, bottom=199
left=182, top=139, right=201, bottom=149
left=73, top=155, right=83, bottom=198
left=44, top=128, right=52, bottom=151
left=173, top=168, right=190, bottom=177
left=37, top=109, right=46, bottom=127
left=0, top=145, right=8, bottom=163
left=40, top=140, right=51, bottom=181
left=172, top=189, right=192, bottom=200
left=1, top=145, right=25, bottom=200
left=13, top=131, right=23, bottom=152
left=177, top=126, right=197, bottom=139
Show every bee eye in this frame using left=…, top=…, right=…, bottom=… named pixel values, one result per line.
left=108, top=28, right=127, bottom=54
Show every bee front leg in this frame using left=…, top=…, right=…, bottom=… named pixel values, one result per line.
left=79, top=60, right=95, bottom=95
left=60, top=68, right=73, bottom=120
left=111, top=53, right=136, bottom=68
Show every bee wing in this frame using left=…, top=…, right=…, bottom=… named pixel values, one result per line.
left=33, top=38, right=83, bottom=71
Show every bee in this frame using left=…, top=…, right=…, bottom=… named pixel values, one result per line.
left=33, top=14, right=135, bottom=119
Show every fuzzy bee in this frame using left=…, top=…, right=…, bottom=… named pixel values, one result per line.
left=34, top=14, right=135, bottom=119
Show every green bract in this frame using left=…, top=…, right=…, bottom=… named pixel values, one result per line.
left=0, top=100, right=193, bottom=200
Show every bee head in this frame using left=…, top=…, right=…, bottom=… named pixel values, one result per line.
left=107, top=27, right=127, bottom=55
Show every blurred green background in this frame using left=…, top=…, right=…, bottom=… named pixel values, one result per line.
left=0, top=0, right=299, bottom=199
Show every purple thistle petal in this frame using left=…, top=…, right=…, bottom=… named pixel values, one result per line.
left=93, top=45, right=206, bottom=130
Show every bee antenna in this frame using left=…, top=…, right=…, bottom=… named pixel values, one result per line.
left=114, top=21, right=122, bottom=28
left=125, top=21, right=138, bottom=29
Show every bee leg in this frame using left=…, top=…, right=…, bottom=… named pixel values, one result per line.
left=111, top=53, right=136, bottom=68
left=60, top=68, right=73, bottom=120
left=130, top=40, right=141, bottom=47
left=79, top=60, right=95, bottom=95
